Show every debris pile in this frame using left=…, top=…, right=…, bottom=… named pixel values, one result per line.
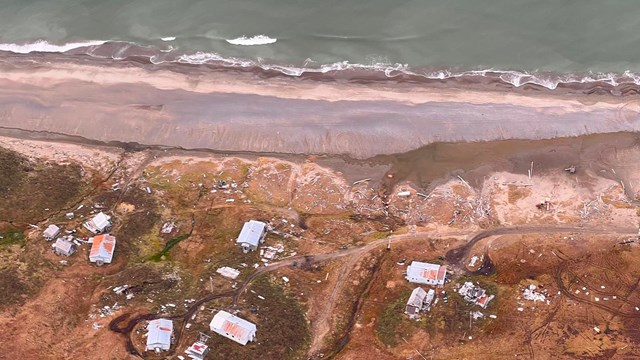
left=458, top=282, right=494, bottom=309
left=260, top=244, right=285, bottom=262
left=216, top=267, right=240, bottom=280
left=522, top=284, right=547, bottom=303
left=161, top=221, right=176, bottom=234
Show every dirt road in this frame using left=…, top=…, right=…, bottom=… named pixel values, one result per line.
left=110, top=224, right=639, bottom=357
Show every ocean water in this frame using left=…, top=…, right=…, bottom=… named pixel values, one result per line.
left=1, top=0, right=640, bottom=89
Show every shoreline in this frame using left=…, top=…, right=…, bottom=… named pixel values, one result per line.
left=0, top=56, right=639, bottom=159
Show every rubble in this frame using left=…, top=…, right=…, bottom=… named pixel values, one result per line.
left=161, top=221, right=176, bottom=234
left=216, top=267, right=240, bottom=280
left=458, top=282, right=494, bottom=309
left=522, top=284, right=547, bottom=303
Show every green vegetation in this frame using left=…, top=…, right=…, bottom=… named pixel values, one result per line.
left=0, top=148, right=86, bottom=224
left=208, top=275, right=311, bottom=360
left=375, top=289, right=411, bottom=346
left=149, top=233, right=191, bottom=262
left=0, top=228, right=25, bottom=248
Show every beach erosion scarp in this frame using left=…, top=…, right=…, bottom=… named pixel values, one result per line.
left=0, top=59, right=639, bottom=159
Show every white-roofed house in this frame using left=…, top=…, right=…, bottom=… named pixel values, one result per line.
left=185, top=341, right=209, bottom=360
left=209, top=310, right=256, bottom=345
left=89, top=234, right=116, bottom=266
left=405, top=261, right=447, bottom=286
left=405, top=287, right=427, bottom=319
left=43, top=224, right=61, bottom=241
left=83, top=212, right=112, bottom=234
left=236, top=220, right=266, bottom=253
left=53, top=237, right=77, bottom=257
left=146, top=318, right=173, bottom=352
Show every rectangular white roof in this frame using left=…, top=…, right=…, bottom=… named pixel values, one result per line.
left=146, top=319, right=173, bottom=351
left=43, top=224, right=60, bottom=238
left=210, top=310, right=256, bottom=346
left=406, top=261, right=447, bottom=285
left=407, top=287, right=427, bottom=308
left=54, top=238, right=75, bottom=254
left=236, top=220, right=266, bottom=247
left=84, top=212, right=111, bottom=233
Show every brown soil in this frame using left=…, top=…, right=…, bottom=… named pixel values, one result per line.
left=2, top=135, right=640, bottom=360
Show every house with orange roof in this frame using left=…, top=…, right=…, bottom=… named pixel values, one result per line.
left=209, top=310, right=256, bottom=346
left=89, top=234, right=116, bottom=266
left=405, top=261, right=447, bottom=286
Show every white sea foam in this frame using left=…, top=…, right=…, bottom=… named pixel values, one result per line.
left=175, top=50, right=640, bottom=89
left=4, top=38, right=637, bottom=91
left=225, top=35, right=277, bottom=46
left=160, top=37, right=176, bottom=41
left=0, top=39, right=107, bottom=54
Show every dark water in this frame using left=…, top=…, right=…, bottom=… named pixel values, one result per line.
left=1, top=0, right=640, bottom=89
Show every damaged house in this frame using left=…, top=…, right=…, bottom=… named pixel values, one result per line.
left=405, top=261, right=447, bottom=286
left=210, top=310, right=257, bottom=345
left=236, top=220, right=267, bottom=253
left=405, top=287, right=435, bottom=319
left=83, top=212, right=112, bottom=234
left=458, top=282, right=494, bottom=309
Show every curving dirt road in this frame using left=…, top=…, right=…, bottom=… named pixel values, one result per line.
left=109, top=224, right=639, bottom=357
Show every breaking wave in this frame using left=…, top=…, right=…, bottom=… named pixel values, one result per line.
left=0, top=39, right=107, bottom=54
left=225, top=35, right=277, bottom=46
left=1, top=39, right=639, bottom=93
left=175, top=51, right=640, bottom=90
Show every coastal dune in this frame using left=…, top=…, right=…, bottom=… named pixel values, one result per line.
left=0, top=61, right=639, bottom=159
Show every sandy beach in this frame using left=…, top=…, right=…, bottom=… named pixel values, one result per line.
left=0, top=57, right=639, bottom=159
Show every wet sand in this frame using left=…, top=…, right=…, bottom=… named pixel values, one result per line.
left=0, top=58, right=639, bottom=159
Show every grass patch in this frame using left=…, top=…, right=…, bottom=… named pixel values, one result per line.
left=208, top=275, right=310, bottom=359
left=0, top=229, right=25, bottom=248
left=375, top=289, right=411, bottom=346
left=148, top=233, right=191, bottom=262
left=0, top=147, right=87, bottom=223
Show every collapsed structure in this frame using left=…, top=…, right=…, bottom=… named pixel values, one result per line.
left=209, top=310, right=257, bottom=345
left=405, top=287, right=435, bottom=319
left=89, top=234, right=116, bottom=265
left=236, top=220, right=267, bottom=253
left=83, top=212, right=112, bottom=234
left=458, top=282, right=494, bottom=309
left=146, top=318, right=174, bottom=352
left=406, top=261, right=447, bottom=286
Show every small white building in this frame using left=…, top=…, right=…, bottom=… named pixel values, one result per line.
left=185, top=341, right=209, bottom=360
left=83, top=212, right=112, bottom=234
left=54, top=237, right=77, bottom=257
left=236, top=220, right=267, bottom=253
left=89, top=234, right=116, bottom=265
left=406, top=261, right=447, bottom=286
left=146, top=319, right=173, bottom=352
left=210, top=310, right=256, bottom=345
left=405, top=287, right=436, bottom=319
left=43, top=224, right=61, bottom=241
left=405, top=287, right=427, bottom=319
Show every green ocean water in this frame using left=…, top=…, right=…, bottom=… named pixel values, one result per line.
left=1, top=0, right=639, bottom=87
